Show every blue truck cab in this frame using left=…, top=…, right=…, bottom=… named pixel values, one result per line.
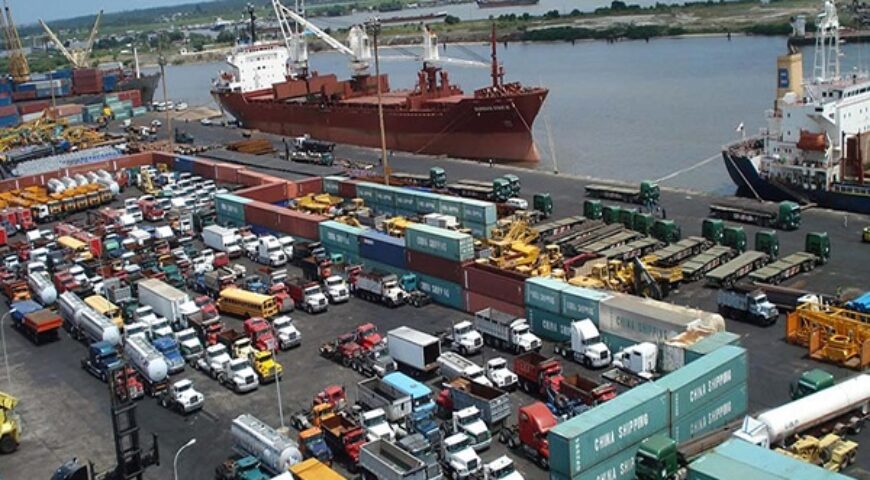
left=152, top=336, right=185, bottom=374
left=10, top=300, right=42, bottom=322
left=82, top=341, right=124, bottom=381
left=382, top=372, right=440, bottom=443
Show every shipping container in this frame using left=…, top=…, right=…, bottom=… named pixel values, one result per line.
left=173, top=155, right=195, bottom=173
left=527, top=306, right=573, bottom=342
left=215, top=163, right=245, bottom=183
left=464, top=220, right=496, bottom=239
left=238, top=169, right=274, bottom=187
left=323, top=176, right=346, bottom=195
left=561, top=286, right=612, bottom=326
left=437, top=196, right=463, bottom=218
left=395, top=190, right=417, bottom=211
left=338, top=179, right=358, bottom=198
left=193, top=159, right=217, bottom=179
left=296, top=176, right=323, bottom=196
left=461, top=198, right=497, bottom=224
left=464, top=291, right=524, bottom=318
left=549, top=382, right=670, bottom=477
left=360, top=258, right=406, bottom=278
left=358, top=230, right=406, bottom=268
left=356, top=183, right=377, bottom=203
left=462, top=263, right=525, bottom=307
left=405, top=249, right=466, bottom=285
left=550, top=433, right=668, bottom=480
left=319, top=221, right=365, bottom=253
left=404, top=224, right=474, bottom=262
left=655, top=346, right=747, bottom=420
left=416, top=273, right=466, bottom=310
left=710, top=439, right=853, bottom=480
left=670, top=384, right=748, bottom=444
left=372, top=183, right=399, bottom=207
left=236, top=182, right=287, bottom=204
left=274, top=209, right=325, bottom=241
left=414, top=191, right=440, bottom=214
left=215, top=193, right=251, bottom=225
left=525, top=276, right=569, bottom=314
left=687, top=453, right=785, bottom=480
left=598, top=293, right=725, bottom=346
left=685, top=331, right=742, bottom=363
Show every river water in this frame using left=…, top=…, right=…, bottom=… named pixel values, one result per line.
left=153, top=36, right=870, bottom=194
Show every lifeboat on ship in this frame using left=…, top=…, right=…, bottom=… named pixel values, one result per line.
left=797, top=130, right=826, bottom=151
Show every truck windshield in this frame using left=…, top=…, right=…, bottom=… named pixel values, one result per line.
left=514, top=325, right=530, bottom=336
left=446, top=439, right=469, bottom=453
left=326, top=277, right=342, bottom=287
left=635, top=450, right=659, bottom=469
left=458, top=414, right=479, bottom=426
left=383, top=280, right=397, bottom=289
left=412, top=394, right=432, bottom=410
left=584, top=334, right=600, bottom=345
left=305, top=286, right=322, bottom=296
left=176, top=383, right=191, bottom=393
left=491, top=465, right=515, bottom=479
left=231, top=362, right=248, bottom=372
left=363, top=414, right=385, bottom=427
left=455, top=325, right=470, bottom=335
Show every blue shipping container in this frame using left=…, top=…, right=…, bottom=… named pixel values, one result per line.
left=173, top=155, right=195, bottom=173
left=0, top=95, right=10, bottom=106
left=0, top=114, right=20, bottom=128
left=359, top=230, right=406, bottom=269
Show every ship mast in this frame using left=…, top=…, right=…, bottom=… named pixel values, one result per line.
left=246, top=3, right=256, bottom=44
left=813, top=0, right=841, bottom=82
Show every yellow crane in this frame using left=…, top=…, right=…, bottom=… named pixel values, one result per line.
left=1, top=0, right=28, bottom=82
left=0, top=391, right=20, bottom=453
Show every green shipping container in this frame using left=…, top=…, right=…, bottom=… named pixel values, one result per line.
left=712, top=439, right=854, bottom=480
left=461, top=198, right=497, bottom=224
left=524, top=276, right=569, bottom=314
left=601, top=331, right=637, bottom=353
left=464, top=220, right=496, bottom=239
left=655, top=346, right=747, bottom=419
left=323, top=176, right=345, bottom=195
left=527, top=307, right=572, bottom=342
left=670, top=383, right=748, bottom=445
left=552, top=433, right=668, bottom=480
left=561, top=286, right=611, bottom=325
left=395, top=190, right=417, bottom=210
left=215, top=193, right=250, bottom=223
left=356, top=183, right=377, bottom=202
left=688, top=453, right=786, bottom=480
left=416, top=273, right=466, bottom=310
left=405, top=224, right=474, bottom=262
left=372, top=184, right=398, bottom=207
left=549, top=383, right=670, bottom=477
left=685, top=331, right=742, bottom=363
left=438, top=197, right=463, bottom=218
left=318, top=220, right=365, bottom=253
left=414, top=192, right=440, bottom=214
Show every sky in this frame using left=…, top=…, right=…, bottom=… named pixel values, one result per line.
left=9, top=0, right=207, bottom=25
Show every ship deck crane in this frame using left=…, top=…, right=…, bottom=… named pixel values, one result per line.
left=39, top=11, right=102, bottom=69
left=786, top=301, right=870, bottom=370
left=2, top=0, right=29, bottom=82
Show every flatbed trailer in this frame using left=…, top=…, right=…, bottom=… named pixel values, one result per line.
left=445, top=183, right=505, bottom=202
left=680, top=246, right=734, bottom=281
left=599, top=237, right=662, bottom=262
left=578, top=230, right=644, bottom=254
left=536, top=216, right=586, bottom=242
left=559, top=225, right=624, bottom=256
left=747, top=252, right=819, bottom=285
left=709, top=198, right=801, bottom=230
left=751, top=283, right=836, bottom=311
left=648, top=236, right=712, bottom=267
left=585, top=181, right=659, bottom=205
left=705, top=251, right=769, bottom=288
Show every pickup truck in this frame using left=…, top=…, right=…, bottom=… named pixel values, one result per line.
left=357, top=376, right=414, bottom=423
left=158, top=379, right=204, bottom=414
left=437, top=377, right=512, bottom=426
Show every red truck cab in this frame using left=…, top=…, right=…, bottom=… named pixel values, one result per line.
left=314, top=384, right=348, bottom=411
left=14, top=207, right=33, bottom=230
left=138, top=198, right=165, bottom=222
left=195, top=296, right=219, bottom=320
left=518, top=402, right=556, bottom=466
left=354, top=323, right=382, bottom=351
left=243, top=317, right=278, bottom=352
left=321, top=414, right=365, bottom=464
left=514, top=352, right=564, bottom=397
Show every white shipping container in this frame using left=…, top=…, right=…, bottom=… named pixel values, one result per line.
left=598, top=293, right=725, bottom=346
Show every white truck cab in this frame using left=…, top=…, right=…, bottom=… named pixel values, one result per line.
left=222, top=357, right=259, bottom=393
left=162, top=379, right=205, bottom=413
left=612, top=342, right=658, bottom=378
left=256, top=235, right=287, bottom=267
left=442, top=432, right=482, bottom=479
left=175, top=328, right=204, bottom=361
left=446, top=321, right=483, bottom=355
left=484, top=357, right=518, bottom=390
left=198, top=344, right=232, bottom=378
left=272, top=316, right=301, bottom=349
left=450, top=407, right=491, bottom=451
left=322, top=275, right=350, bottom=303
left=359, top=408, right=396, bottom=442
left=557, top=319, right=612, bottom=368
left=484, top=456, right=524, bottom=480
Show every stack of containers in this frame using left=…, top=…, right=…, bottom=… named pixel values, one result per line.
left=83, top=103, right=104, bottom=123
left=103, top=72, right=119, bottom=92
left=72, top=68, right=104, bottom=94
left=117, top=90, right=143, bottom=108
left=322, top=176, right=347, bottom=196
left=215, top=193, right=251, bottom=227
left=549, top=382, right=670, bottom=480
left=524, top=277, right=612, bottom=342
left=462, top=263, right=527, bottom=318
left=461, top=198, right=497, bottom=239
left=405, top=223, right=474, bottom=310
left=689, top=438, right=855, bottom=479
left=319, top=220, right=365, bottom=264
left=661, top=329, right=742, bottom=372
left=654, top=346, right=748, bottom=445
left=358, top=230, right=406, bottom=273
left=683, top=331, right=741, bottom=363
left=0, top=104, right=20, bottom=128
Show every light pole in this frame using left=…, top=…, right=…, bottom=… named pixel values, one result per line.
left=274, top=348, right=285, bottom=432
left=1, top=310, right=12, bottom=390
left=367, top=18, right=389, bottom=185
left=173, top=438, right=197, bottom=480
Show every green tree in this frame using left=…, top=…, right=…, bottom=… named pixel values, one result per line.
left=217, top=29, right=236, bottom=43
left=444, top=15, right=461, bottom=25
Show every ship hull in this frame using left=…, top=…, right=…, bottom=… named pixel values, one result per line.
left=722, top=149, right=870, bottom=214
left=477, top=0, right=539, bottom=7
left=215, top=88, right=547, bottom=162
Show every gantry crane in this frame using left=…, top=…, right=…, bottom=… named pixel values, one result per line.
left=1, top=0, right=29, bottom=82
left=39, top=10, right=102, bottom=69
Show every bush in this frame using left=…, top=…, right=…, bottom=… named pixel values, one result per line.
left=445, top=15, right=461, bottom=25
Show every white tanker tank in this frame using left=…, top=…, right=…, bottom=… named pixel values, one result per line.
left=47, top=178, right=67, bottom=194
left=96, top=170, right=120, bottom=195
left=27, top=271, right=57, bottom=305
left=230, top=414, right=302, bottom=475
left=125, top=335, right=168, bottom=383
left=73, top=174, right=89, bottom=186
left=61, top=177, right=77, bottom=189
left=58, top=291, right=120, bottom=346
left=735, top=373, right=870, bottom=447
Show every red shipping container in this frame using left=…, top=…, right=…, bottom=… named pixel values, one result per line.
left=295, top=177, right=323, bottom=196
left=152, top=152, right=175, bottom=169
left=275, top=209, right=325, bottom=240
left=237, top=169, right=275, bottom=187
left=68, top=161, right=112, bottom=176
left=285, top=181, right=299, bottom=199
left=16, top=100, right=50, bottom=115
left=11, top=91, right=37, bottom=101
left=464, top=291, right=525, bottom=318
left=193, top=159, right=217, bottom=179
left=117, top=90, right=142, bottom=108
left=462, top=263, right=526, bottom=307
left=256, top=174, right=287, bottom=185
left=115, top=152, right=155, bottom=169
left=215, top=163, right=245, bottom=183
left=244, top=201, right=282, bottom=227
left=405, top=249, right=469, bottom=285
left=338, top=179, right=359, bottom=198
left=0, top=105, right=18, bottom=117
left=236, top=182, right=286, bottom=203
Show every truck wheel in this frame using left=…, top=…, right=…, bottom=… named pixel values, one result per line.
left=0, top=435, right=18, bottom=454
left=508, top=436, right=518, bottom=449
left=539, top=456, right=549, bottom=470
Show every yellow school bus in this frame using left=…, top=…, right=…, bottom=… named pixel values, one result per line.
left=85, top=295, right=124, bottom=329
left=57, top=235, right=93, bottom=260
left=217, top=288, right=278, bottom=319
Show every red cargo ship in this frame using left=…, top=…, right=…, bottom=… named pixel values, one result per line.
left=212, top=7, right=548, bottom=162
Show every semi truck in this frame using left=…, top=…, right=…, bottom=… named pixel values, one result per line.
left=352, top=271, right=407, bottom=307
left=709, top=199, right=801, bottom=230
left=440, top=433, right=483, bottom=479
left=231, top=414, right=303, bottom=475
left=648, top=236, right=712, bottom=267
left=437, top=352, right=492, bottom=387
left=497, top=402, right=558, bottom=469
left=705, top=250, right=769, bottom=288
left=747, top=233, right=830, bottom=284
left=552, top=319, right=612, bottom=368
left=256, top=235, right=287, bottom=267
left=390, top=167, right=447, bottom=189
left=443, top=407, right=492, bottom=451
left=472, top=308, right=541, bottom=354
left=586, top=180, right=659, bottom=205
left=10, top=300, right=62, bottom=344
left=359, top=439, right=427, bottom=480
left=436, top=377, right=512, bottom=426
left=202, top=225, right=243, bottom=257
left=58, top=291, right=120, bottom=346
left=680, top=245, right=734, bottom=281
left=717, top=286, right=779, bottom=326
left=137, top=278, right=199, bottom=330
left=286, top=277, right=329, bottom=313
left=437, top=321, right=483, bottom=356
left=513, top=352, right=564, bottom=397
left=124, top=335, right=169, bottom=396
left=388, top=327, right=442, bottom=376
left=357, top=376, right=414, bottom=423
left=27, top=270, right=57, bottom=305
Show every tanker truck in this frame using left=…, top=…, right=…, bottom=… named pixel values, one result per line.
left=58, top=291, right=120, bottom=346
left=230, top=414, right=303, bottom=475
left=734, top=373, right=870, bottom=448
left=124, top=335, right=169, bottom=396
left=27, top=270, right=57, bottom=306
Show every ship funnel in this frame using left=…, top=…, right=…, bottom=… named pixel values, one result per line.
left=776, top=51, right=803, bottom=111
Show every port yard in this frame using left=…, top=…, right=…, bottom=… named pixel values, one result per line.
left=0, top=125, right=868, bottom=479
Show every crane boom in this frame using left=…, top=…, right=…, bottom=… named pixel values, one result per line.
left=39, top=19, right=77, bottom=65
left=82, top=10, right=102, bottom=64
left=3, top=0, right=29, bottom=82
left=273, top=0, right=353, bottom=57
left=39, top=11, right=102, bottom=68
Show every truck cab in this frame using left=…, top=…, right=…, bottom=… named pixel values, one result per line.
left=198, top=343, right=232, bottom=378
left=221, top=357, right=259, bottom=393
left=322, top=275, right=349, bottom=303
left=289, top=279, right=329, bottom=313
left=256, top=235, right=287, bottom=267
left=82, top=341, right=124, bottom=381
left=251, top=350, right=283, bottom=383
left=243, top=317, right=278, bottom=352
left=272, top=316, right=301, bottom=349
left=354, top=323, right=383, bottom=351
left=449, top=406, right=491, bottom=451
left=634, top=433, right=681, bottom=480
left=485, top=357, right=518, bottom=390
left=612, top=342, right=657, bottom=378
left=175, top=328, right=204, bottom=362
left=160, top=379, right=204, bottom=414
left=152, top=336, right=185, bottom=374
left=790, top=368, right=835, bottom=400
left=484, top=456, right=524, bottom=480
left=555, top=319, right=611, bottom=368
left=499, top=401, right=556, bottom=469
left=358, top=408, right=396, bottom=442
left=444, top=320, right=483, bottom=355
left=441, top=433, right=482, bottom=479
left=298, top=427, right=333, bottom=464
